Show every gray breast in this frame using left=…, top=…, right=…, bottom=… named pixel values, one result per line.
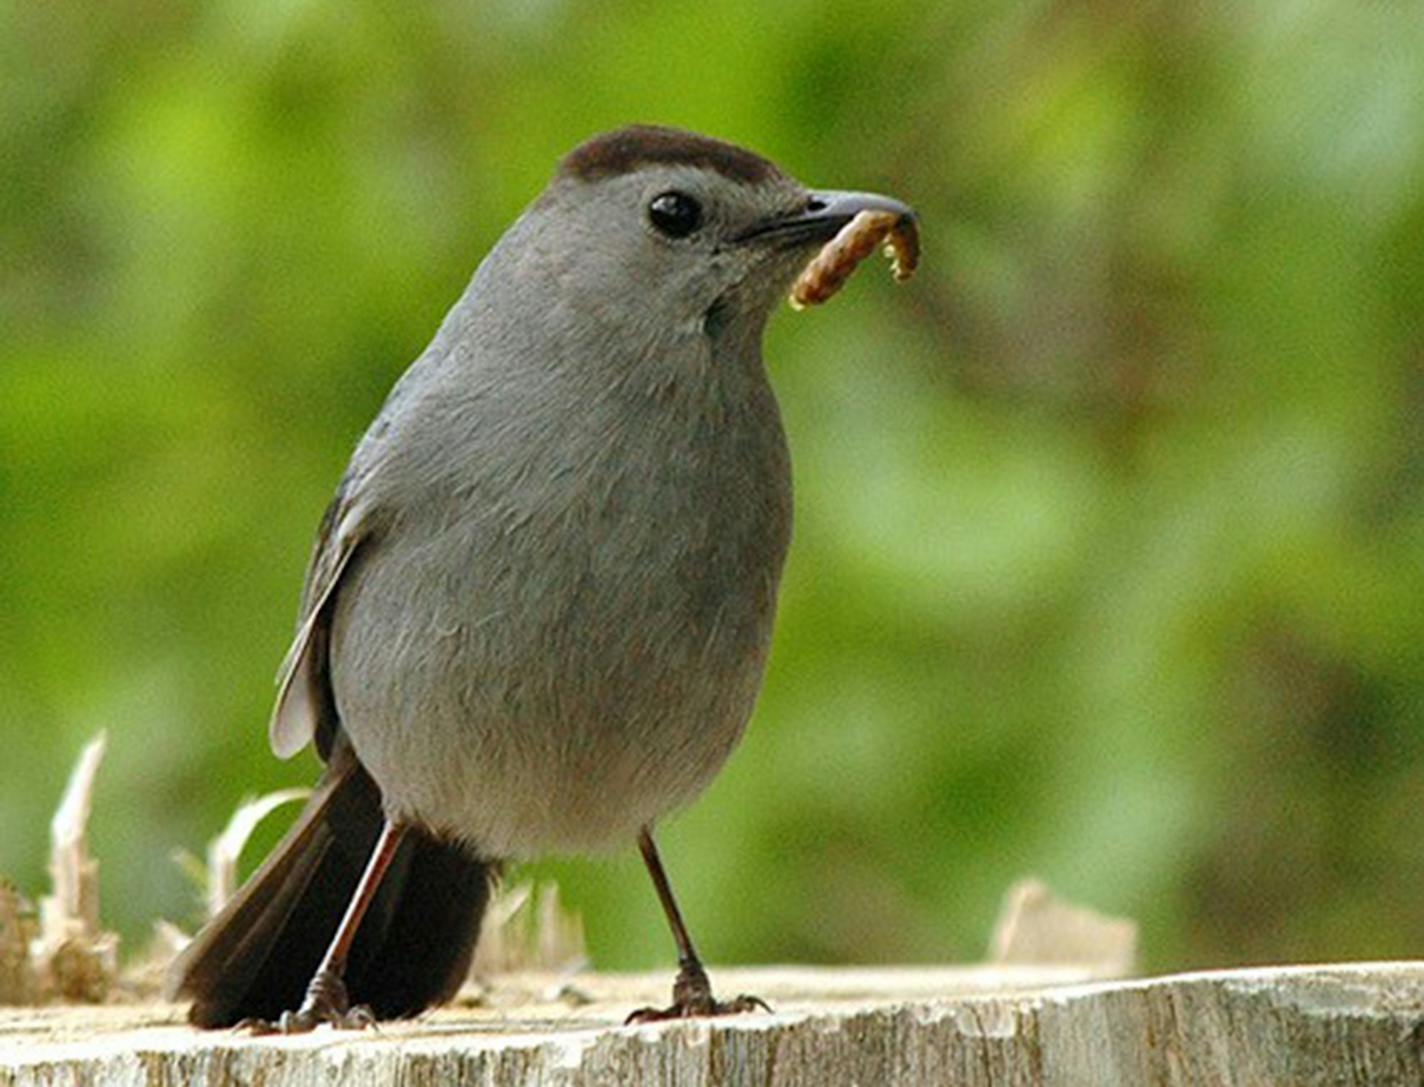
left=328, top=339, right=792, bottom=856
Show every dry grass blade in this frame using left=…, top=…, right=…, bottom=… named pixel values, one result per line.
left=988, top=877, right=1137, bottom=976
left=205, top=788, right=309, bottom=918
left=0, top=880, right=40, bottom=1003
left=471, top=880, right=586, bottom=978
left=36, top=732, right=119, bottom=1003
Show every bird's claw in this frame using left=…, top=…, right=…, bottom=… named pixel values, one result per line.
left=232, top=969, right=375, bottom=1035
left=625, top=992, right=771, bottom=1024
left=624, top=961, right=771, bottom=1024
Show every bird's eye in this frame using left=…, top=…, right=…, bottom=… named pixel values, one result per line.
left=648, top=191, right=703, bottom=238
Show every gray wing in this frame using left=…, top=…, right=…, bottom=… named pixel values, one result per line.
left=269, top=349, right=438, bottom=758
left=268, top=479, right=371, bottom=759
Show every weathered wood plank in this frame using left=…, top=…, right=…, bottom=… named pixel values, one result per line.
left=3, top=962, right=1421, bottom=1086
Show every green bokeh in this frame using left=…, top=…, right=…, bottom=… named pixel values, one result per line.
left=3, top=0, right=1422, bottom=975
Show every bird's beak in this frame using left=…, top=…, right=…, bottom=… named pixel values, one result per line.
left=736, top=189, right=917, bottom=249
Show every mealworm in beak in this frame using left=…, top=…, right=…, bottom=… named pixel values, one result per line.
left=790, top=210, right=920, bottom=309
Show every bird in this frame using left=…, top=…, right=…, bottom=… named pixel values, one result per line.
left=165, top=123, right=917, bottom=1031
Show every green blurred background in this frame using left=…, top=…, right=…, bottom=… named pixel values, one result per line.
left=3, top=0, right=1422, bottom=977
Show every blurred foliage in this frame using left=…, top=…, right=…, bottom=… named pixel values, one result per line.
left=2, top=0, right=1422, bottom=976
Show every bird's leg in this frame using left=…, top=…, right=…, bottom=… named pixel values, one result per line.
left=624, top=827, right=771, bottom=1024
left=237, top=820, right=406, bottom=1035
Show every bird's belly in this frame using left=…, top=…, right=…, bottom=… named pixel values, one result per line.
left=329, top=460, right=788, bottom=855
left=355, top=636, right=769, bottom=856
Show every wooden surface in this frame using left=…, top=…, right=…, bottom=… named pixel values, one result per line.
left=4, top=961, right=1423, bottom=1085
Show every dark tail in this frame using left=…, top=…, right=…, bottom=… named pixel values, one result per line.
left=166, top=742, right=494, bottom=1028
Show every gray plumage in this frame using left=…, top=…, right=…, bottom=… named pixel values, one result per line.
left=171, top=125, right=915, bottom=1027
left=273, top=150, right=806, bottom=853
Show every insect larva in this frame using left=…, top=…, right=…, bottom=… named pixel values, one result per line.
left=790, top=209, right=920, bottom=309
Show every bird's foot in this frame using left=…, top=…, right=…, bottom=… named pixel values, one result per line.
left=624, top=992, right=771, bottom=1023
left=625, top=960, right=771, bottom=1024
left=234, top=969, right=376, bottom=1035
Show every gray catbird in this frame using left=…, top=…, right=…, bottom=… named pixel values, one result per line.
left=166, top=124, right=916, bottom=1031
